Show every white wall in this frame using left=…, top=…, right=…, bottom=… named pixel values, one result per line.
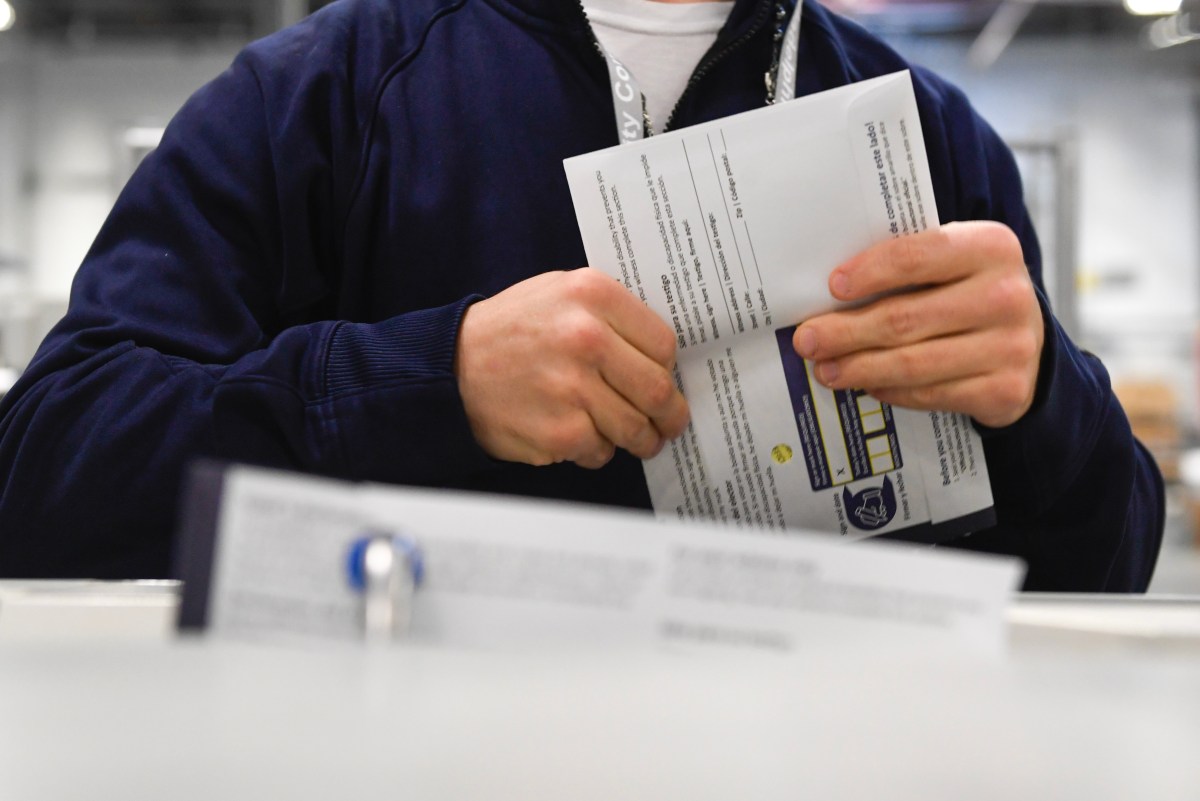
left=0, top=40, right=32, bottom=277
left=23, top=43, right=240, bottom=295
left=0, top=39, right=239, bottom=366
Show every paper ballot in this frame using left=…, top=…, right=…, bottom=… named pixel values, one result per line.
left=184, top=465, right=1021, bottom=655
left=563, top=71, right=994, bottom=543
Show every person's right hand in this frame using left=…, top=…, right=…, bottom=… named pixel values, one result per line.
left=456, top=268, right=690, bottom=469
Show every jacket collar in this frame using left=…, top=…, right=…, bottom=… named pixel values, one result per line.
left=493, top=0, right=778, bottom=38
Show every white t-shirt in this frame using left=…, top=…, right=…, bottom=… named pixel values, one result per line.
left=583, top=0, right=735, bottom=132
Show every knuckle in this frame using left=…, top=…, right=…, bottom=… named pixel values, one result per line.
left=951, top=219, right=1020, bottom=262
left=544, top=416, right=591, bottom=458
left=909, top=385, right=938, bottom=409
left=1007, top=329, right=1040, bottom=366
left=987, top=273, right=1032, bottom=317
left=980, top=220, right=1023, bottom=260
left=580, top=442, right=616, bottom=469
left=663, top=419, right=688, bottom=441
left=566, top=266, right=607, bottom=294
left=561, top=311, right=607, bottom=355
left=649, top=323, right=678, bottom=365
left=883, top=302, right=918, bottom=340
left=996, top=376, right=1030, bottom=414
left=607, top=404, right=644, bottom=442
left=527, top=449, right=557, bottom=467
left=983, top=327, right=1038, bottom=378
left=590, top=268, right=629, bottom=305
left=973, top=375, right=1026, bottom=425
left=544, top=371, right=582, bottom=407
left=657, top=398, right=691, bottom=439
left=672, top=403, right=692, bottom=436
left=542, top=426, right=575, bottom=460
left=620, top=420, right=656, bottom=454
left=889, top=235, right=927, bottom=274
left=642, top=371, right=678, bottom=410
left=562, top=268, right=616, bottom=309
left=598, top=442, right=617, bottom=465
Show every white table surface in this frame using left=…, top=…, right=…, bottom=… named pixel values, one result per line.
left=1, top=638, right=1197, bottom=800
left=0, top=581, right=1198, bottom=800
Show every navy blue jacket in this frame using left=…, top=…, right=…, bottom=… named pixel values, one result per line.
left=0, top=0, right=1163, bottom=589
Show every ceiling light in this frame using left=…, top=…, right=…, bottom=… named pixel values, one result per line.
left=0, top=1, right=15, bottom=33
left=1124, top=0, right=1183, bottom=16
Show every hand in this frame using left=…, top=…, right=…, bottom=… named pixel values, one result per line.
left=456, top=268, right=691, bottom=468
left=792, top=221, right=1044, bottom=429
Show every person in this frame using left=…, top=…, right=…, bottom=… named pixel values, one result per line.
left=0, top=0, right=1163, bottom=590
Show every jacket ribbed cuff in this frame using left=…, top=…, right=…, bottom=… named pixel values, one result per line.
left=323, top=296, right=481, bottom=395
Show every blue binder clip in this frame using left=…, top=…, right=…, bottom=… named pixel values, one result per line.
left=346, top=531, right=424, bottom=641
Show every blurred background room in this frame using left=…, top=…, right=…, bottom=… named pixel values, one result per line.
left=0, top=0, right=1196, bottom=591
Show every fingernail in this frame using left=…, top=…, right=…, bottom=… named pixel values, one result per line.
left=830, top=270, right=850, bottom=298
left=796, top=327, right=817, bottom=359
left=815, top=361, right=839, bottom=385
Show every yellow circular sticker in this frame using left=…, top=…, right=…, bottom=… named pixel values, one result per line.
left=771, top=444, right=793, bottom=464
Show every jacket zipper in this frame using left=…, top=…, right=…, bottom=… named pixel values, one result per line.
left=571, top=0, right=776, bottom=137
left=662, top=0, right=775, bottom=133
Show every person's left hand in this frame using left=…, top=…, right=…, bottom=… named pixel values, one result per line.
left=792, top=220, right=1044, bottom=429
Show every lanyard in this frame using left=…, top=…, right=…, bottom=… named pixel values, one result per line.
left=597, top=0, right=804, bottom=143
